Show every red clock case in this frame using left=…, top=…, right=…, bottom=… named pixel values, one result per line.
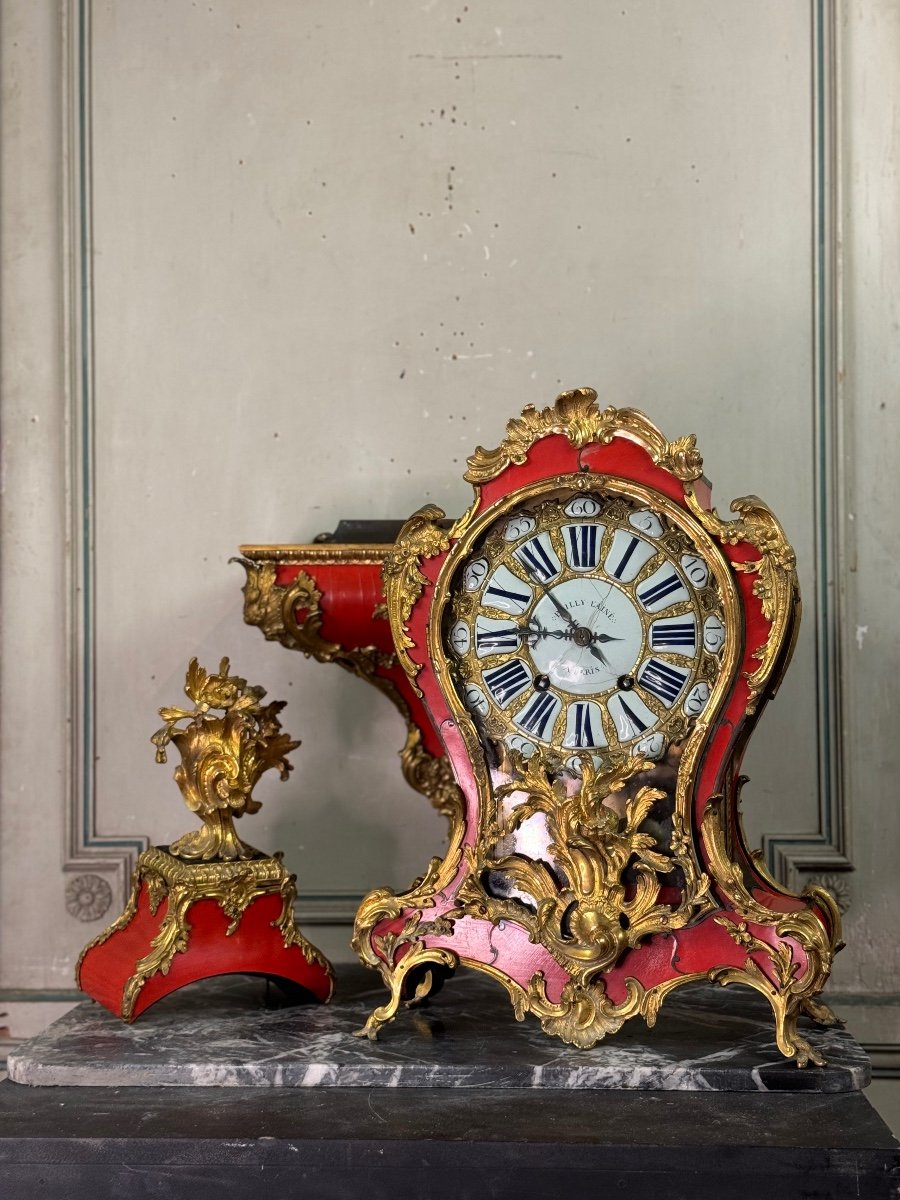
left=353, top=391, right=842, bottom=1066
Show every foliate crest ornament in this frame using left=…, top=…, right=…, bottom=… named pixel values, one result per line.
left=464, top=388, right=705, bottom=484
left=151, top=657, right=299, bottom=862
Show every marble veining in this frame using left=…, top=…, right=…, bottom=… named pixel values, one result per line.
left=8, top=966, right=869, bottom=1092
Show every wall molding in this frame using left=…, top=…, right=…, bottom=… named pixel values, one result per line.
left=761, top=0, right=852, bottom=889
left=59, top=0, right=850, bottom=919
left=62, top=0, right=148, bottom=904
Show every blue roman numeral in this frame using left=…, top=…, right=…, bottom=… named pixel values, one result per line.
left=650, top=620, right=696, bottom=650
left=609, top=535, right=641, bottom=580
left=571, top=702, right=597, bottom=747
left=476, top=625, right=520, bottom=653
left=639, top=658, right=688, bottom=705
left=566, top=524, right=599, bottom=569
left=617, top=696, right=648, bottom=735
left=485, top=583, right=532, bottom=608
left=638, top=572, right=683, bottom=609
left=516, top=691, right=558, bottom=738
left=514, top=537, right=558, bottom=582
left=483, top=659, right=531, bottom=705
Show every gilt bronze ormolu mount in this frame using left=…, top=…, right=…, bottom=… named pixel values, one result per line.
left=77, top=658, right=333, bottom=1021
left=238, top=391, right=843, bottom=1066
left=236, top=522, right=463, bottom=829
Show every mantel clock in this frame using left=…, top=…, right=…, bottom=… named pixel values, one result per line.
left=353, top=389, right=842, bottom=1066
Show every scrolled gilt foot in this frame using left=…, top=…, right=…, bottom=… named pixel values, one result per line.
left=801, top=995, right=844, bottom=1028
left=353, top=1008, right=393, bottom=1042
left=352, top=967, right=407, bottom=1041
left=785, top=1032, right=827, bottom=1070
left=772, top=997, right=828, bottom=1069
left=353, top=946, right=457, bottom=1040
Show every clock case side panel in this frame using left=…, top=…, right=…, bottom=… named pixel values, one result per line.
left=352, top=436, right=586, bottom=1019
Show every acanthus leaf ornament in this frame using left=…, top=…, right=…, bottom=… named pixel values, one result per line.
left=151, top=657, right=299, bottom=862
left=525, top=973, right=642, bottom=1050
left=465, top=389, right=705, bottom=484
left=683, top=486, right=800, bottom=714
left=460, top=752, right=707, bottom=987
left=382, top=504, right=451, bottom=691
left=399, top=724, right=465, bottom=823
left=237, top=560, right=394, bottom=676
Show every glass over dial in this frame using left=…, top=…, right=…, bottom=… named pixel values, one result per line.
left=447, top=491, right=728, bottom=766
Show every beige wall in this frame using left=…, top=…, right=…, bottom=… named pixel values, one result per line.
left=1, top=0, right=896, bottom=1080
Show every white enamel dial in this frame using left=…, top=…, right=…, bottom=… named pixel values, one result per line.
left=449, top=492, right=727, bottom=760
left=527, top=578, right=643, bottom=696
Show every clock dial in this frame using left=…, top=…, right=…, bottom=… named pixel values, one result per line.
left=527, top=577, right=643, bottom=696
left=448, top=490, right=727, bottom=764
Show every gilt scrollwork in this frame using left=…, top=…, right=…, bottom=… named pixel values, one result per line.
left=237, top=557, right=462, bottom=827
left=464, top=389, right=705, bottom=484
left=399, top=724, right=464, bottom=824
left=351, top=846, right=464, bottom=1040
left=237, top=560, right=395, bottom=679
left=460, top=752, right=709, bottom=998
left=701, top=795, right=842, bottom=1066
left=382, top=505, right=451, bottom=690
left=523, top=974, right=644, bottom=1049
left=683, top=488, right=799, bottom=714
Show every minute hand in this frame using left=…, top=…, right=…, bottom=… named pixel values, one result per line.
left=529, top=574, right=577, bottom=630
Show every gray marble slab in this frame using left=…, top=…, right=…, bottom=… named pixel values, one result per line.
left=8, top=965, right=869, bottom=1092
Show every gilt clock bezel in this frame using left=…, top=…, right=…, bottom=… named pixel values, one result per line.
left=425, top=471, right=744, bottom=928
left=431, top=473, right=742, bottom=779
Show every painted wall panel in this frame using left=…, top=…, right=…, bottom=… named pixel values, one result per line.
left=90, top=0, right=819, bottom=921
left=1, top=1, right=860, bottom=990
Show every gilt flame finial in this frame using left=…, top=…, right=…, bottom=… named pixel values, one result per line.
left=151, top=657, right=299, bottom=862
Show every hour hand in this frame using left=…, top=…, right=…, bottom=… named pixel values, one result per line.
left=586, top=642, right=612, bottom=667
